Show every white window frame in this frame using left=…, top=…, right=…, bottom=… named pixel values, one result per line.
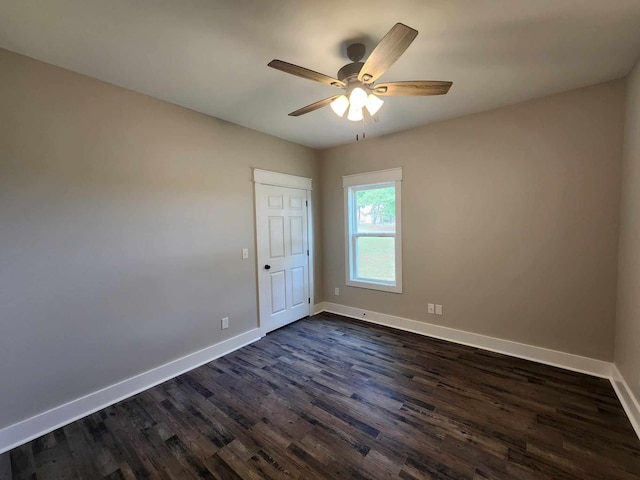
left=343, top=168, right=402, bottom=293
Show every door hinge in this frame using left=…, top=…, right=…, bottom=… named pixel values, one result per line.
left=306, top=200, right=308, bottom=207
left=307, top=249, right=309, bottom=256
left=308, top=298, right=311, bottom=304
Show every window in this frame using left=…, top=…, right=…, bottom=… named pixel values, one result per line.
left=343, top=168, right=402, bottom=293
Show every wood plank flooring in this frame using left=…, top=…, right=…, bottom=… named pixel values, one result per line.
left=3, top=312, right=640, bottom=479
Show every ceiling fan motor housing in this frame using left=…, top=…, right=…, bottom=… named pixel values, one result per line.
left=337, top=62, right=364, bottom=83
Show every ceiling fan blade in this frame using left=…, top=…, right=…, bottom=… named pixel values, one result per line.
left=373, top=81, right=453, bottom=96
left=268, top=60, right=346, bottom=88
left=358, top=23, right=418, bottom=84
left=289, top=95, right=341, bottom=117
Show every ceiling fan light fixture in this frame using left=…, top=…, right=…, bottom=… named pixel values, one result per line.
left=349, top=87, right=368, bottom=110
left=330, top=95, right=349, bottom=117
left=268, top=24, right=453, bottom=124
left=347, top=105, right=363, bottom=122
left=365, top=94, right=384, bottom=116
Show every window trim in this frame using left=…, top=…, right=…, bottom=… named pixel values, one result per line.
left=343, top=168, right=403, bottom=293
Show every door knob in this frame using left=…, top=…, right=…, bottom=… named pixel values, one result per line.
left=264, top=265, right=271, bottom=270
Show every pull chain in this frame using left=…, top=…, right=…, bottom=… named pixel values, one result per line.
left=356, top=117, right=367, bottom=142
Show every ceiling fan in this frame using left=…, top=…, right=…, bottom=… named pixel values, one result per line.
left=268, top=23, right=452, bottom=121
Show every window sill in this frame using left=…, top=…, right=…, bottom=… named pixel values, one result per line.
left=346, top=279, right=403, bottom=294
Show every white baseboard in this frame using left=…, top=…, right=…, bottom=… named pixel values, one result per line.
left=319, top=302, right=613, bottom=378
left=311, top=303, right=325, bottom=316
left=611, top=365, right=640, bottom=439
left=0, top=328, right=262, bottom=455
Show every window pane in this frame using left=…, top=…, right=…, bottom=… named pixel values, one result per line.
left=356, top=236, right=395, bottom=282
left=355, top=186, right=395, bottom=234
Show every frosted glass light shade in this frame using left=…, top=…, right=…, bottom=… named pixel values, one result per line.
left=365, top=94, right=384, bottom=115
left=349, top=87, right=368, bottom=109
left=347, top=105, right=363, bottom=122
left=330, top=95, right=349, bottom=117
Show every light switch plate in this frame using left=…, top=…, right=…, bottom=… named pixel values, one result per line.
left=435, top=304, right=443, bottom=315
left=242, top=248, right=249, bottom=259
left=428, top=303, right=435, bottom=314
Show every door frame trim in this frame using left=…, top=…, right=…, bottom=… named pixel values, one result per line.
left=253, top=169, right=314, bottom=335
left=254, top=169, right=312, bottom=190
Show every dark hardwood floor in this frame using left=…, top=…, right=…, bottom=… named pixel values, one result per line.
left=3, top=312, right=640, bottom=479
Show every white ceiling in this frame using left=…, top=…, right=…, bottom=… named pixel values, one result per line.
left=1, top=1, right=640, bottom=149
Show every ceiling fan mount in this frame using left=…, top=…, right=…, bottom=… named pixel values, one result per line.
left=346, top=43, right=366, bottom=62
left=268, top=23, right=453, bottom=120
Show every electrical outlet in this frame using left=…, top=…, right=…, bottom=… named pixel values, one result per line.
left=435, top=304, right=443, bottom=315
left=242, top=248, right=249, bottom=259
left=335, top=287, right=340, bottom=296
left=221, top=317, right=229, bottom=329
left=428, top=303, right=435, bottom=314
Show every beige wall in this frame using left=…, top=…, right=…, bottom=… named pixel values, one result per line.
left=320, top=81, right=625, bottom=360
left=615, top=60, right=640, bottom=400
left=0, top=44, right=631, bottom=432
left=0, top=48, right=320, bottom=429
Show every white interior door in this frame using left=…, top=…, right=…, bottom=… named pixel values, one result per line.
left=256, top=183, right=310, bottom=333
